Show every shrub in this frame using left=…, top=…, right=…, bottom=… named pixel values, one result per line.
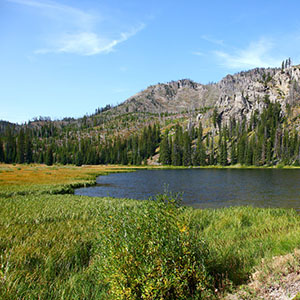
left=93, top=193, right=215, bottom=300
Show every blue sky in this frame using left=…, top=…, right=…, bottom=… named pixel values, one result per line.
left=1, top=0, right=300, bottom=123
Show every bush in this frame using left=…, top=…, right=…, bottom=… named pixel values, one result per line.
left=93, top=193, right=215, bottom=300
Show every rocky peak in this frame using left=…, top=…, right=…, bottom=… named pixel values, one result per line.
left=215, top=65, right=300, bottom=123
left=116, top=79, right=210, bottom=114
left=107, top=65, right=300, bottom=126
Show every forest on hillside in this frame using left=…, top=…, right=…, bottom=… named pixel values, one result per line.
left=0, top=98, right=300, bottom=167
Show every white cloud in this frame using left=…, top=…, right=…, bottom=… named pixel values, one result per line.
left=214, top=38, right=281, bottom=69
left=8, top=0, right=145, bottom=56
left=36, top=24, right=145, bottom=56
left=201, top=35, right=224, bottom=46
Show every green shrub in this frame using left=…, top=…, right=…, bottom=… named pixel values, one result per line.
left=93, top=194, right=214, bottom=300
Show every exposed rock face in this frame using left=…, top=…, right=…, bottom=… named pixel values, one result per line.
left=113, top=65, right=300, bottom=124
left=115, top=79, right=213, bottom=114
left=215, top=66, right=300, bottom=123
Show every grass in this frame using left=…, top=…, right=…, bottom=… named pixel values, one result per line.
left=1, top=164, right=300, bottom=299
left=187, top=207, right=300, bottom=285
left=0, top=164, right=147, bottom=197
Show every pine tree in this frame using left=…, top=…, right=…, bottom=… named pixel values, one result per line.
left=253, top=139, right=262, bottom=166
left=45, top=146, right=53, bottom=166
left=4, top=127, right=15, bottom=163
left=171, top=125, right=182, bottom=166
left=220, top=138, right=228, bottom=166
left=237, top=135, right=246, bottom=164
left=198, top=122, right=203, bottom=140
left=60, top=151, right=67, bottom=165
left=0, top=138, right=4, bottom=162
left=199, top=142, right=207, bottom=166
left=193, top=128, right=207, bottom=166
left=38, top=151, right=44, bottom=164
left=182, top=131, right=192, bottom=166
left=17, top=129, right=25, bottom=163
left=230, top=141, right=237, bottom=165
left=75, top=151, right=83, bottom=166
left=245, top=139, right=253, bottom=165
left=212, top=108, right=218, bottom=128
left=159, top=133, right=171, bottom=165
left=193, top=140, right=201, bottom=166
left=25, top=133, right=33, bottom=163
left=266, top=140, right=272, bottom=165
left=209, top=136, right=215, bottom=165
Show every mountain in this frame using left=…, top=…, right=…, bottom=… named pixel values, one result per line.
left=1, top=63, right=300, bottom=166
left=113, top=79, right=214, bottom=114
left=4, top=64, right=300, bottom=133
left=111, top=65, right=300, bottom=125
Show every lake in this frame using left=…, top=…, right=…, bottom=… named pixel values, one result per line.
left=75, top=169, right=300, bottom=210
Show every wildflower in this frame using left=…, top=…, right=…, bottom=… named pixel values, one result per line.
left=179, top=225, right=187, bottom=233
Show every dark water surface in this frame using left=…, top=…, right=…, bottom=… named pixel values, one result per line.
left=75, top=169, right=300, bottom=210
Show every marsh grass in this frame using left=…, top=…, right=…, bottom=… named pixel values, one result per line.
left=0, top=164, right=136, bottom=197
left=187, top=207, right=300, bottom=286
left=1, top=164, right=300, bottom=299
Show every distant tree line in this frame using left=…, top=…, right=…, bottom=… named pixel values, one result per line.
left=0, top=123, right=160, bottom=166
left=0, top=99, right=300, bottom=166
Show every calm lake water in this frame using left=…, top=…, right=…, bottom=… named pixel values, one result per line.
left=75, top=169, right=300, bottom=210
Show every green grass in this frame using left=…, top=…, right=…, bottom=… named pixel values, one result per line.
left=0, top=194, right=215, bottom=299
left=1, top=164, right=300, bottom=299
left=186, top=207, right=300, bottom=285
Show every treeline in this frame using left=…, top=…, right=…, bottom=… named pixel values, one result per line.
left=0, top=124, right=160, bottom=166
left=1, top=99, right=300, bottom=167
left=159, top=98, right=300, bottom=166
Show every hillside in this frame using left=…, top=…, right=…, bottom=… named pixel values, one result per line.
left=1, top=63, right=300, bottom=166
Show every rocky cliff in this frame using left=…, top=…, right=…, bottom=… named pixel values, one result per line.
left=111, top=65, right=300, bottom=127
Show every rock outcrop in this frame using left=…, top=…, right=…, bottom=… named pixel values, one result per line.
left=112, top=65, right=300, bottom=125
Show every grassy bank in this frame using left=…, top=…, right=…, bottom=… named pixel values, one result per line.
left=1, top=164, right=300, bottom=299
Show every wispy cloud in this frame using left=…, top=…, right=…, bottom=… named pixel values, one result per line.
left=214, top=38, right=281, bottom=69
left=201, top=35, right=224, bottom=46
left=8, top=0, right=95, bottom=29
left=35, top=24, right=145, bottom=56
left=8, top=0, right=145, bottom=56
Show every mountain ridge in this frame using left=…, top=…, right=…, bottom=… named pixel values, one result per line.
left=1, top=63, right=300, bottom=166
left=2, top=64, right=300, bottom=129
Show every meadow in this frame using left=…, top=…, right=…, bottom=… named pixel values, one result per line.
left=1, top=164, right=300, bottom=299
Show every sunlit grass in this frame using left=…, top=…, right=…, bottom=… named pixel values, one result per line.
left=0, top=164, right=133, bottom=186
left=186, top=206, right=300, bottom=285
left=0, top=164, right=138, bottom=197
left=1, top=164, right=300, bottom=299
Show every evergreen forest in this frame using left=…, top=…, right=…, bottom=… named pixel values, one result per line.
left=1, top=98, right=300, bottom=167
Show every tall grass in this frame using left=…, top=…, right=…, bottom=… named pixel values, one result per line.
left=1, top=164, right=300, bottom=299
left=0, top=194, right=215, bottom=299
left=186, top=206, right=300, bottom=285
